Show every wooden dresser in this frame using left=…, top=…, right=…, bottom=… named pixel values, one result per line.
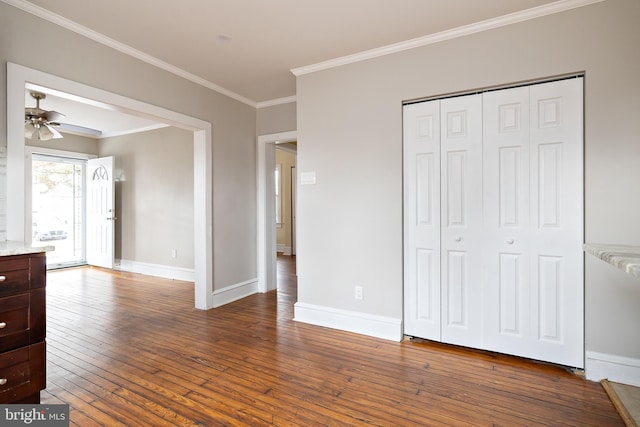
left=0, top=249, right=47, bottom=404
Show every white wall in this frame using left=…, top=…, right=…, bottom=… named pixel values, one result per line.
left=295, top=0, right=640, bottom=373
left=0, top=3, right=257, bottom=292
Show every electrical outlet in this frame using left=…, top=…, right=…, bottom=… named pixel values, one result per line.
left=354, top=286, right=363, bottom=300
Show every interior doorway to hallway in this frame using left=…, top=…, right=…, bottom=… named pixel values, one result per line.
left=256, top=130, right=297, bottom=294
left=275, top=145, right=296, bottom=257
left=274, top=144, right=297, bottom=299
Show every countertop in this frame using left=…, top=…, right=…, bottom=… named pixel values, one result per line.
left=584, top=243, right=640, bottom=278
left=0, top=241, right=55, bottom=257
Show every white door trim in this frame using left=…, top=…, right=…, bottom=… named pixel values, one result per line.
left=7, top=62, right=214, bottom=309
left=257, top=131, right=297, bottom=293
left=291, top=165, right=297, bottom=256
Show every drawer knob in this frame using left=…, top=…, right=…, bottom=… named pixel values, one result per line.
left=0, top=276, right=5, bottom=282
left=0, top=322, right=5, bottom=329
left=0, top=379, right=6, bottom=386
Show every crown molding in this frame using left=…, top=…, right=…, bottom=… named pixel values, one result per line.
left=256, top=95, right=297, bottom=109
left=291, top=0, right=606, bottom=77
left=2, top=0, right=257, bottom=107
left=4, top=0, right=604, bottom=106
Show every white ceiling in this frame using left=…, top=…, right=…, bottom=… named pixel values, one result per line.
left=12, top=0, right=591, bottom=136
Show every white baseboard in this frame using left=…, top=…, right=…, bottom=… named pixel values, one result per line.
left=115, top=259, right=195, bottom=282
left=276, top=244, right=292, bottom=256
left=293, top=302, right=402, bottom=342
left=586, top=351, right=640, bottom=387
left=212, top=278, right=258, bottom=308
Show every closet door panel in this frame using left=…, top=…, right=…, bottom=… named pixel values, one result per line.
left=440, top=94, right=483, bottom=348
left=483, top=79, right=583, bottom=367
left=446, top=250, right=467, bottom=326
left=482, top=87, right=532, bottom=355
left=446, top=151, right=468, bottom=226
left=403, top=101, right=441, bottom=340
left=498, top=253, right=523, bottom=334
left=529, top=78, right=584, bottom=368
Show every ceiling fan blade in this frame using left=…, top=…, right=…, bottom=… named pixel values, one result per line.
left=43, top=110, right=65, bottom=122
left=45, top=124, right=64, bottom=140
left=55, top=122, right=102, bottom=137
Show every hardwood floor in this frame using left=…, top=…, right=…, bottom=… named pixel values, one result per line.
left=41, top=255, right=623, bottom=426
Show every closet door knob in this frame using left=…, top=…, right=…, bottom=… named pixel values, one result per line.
left=506, top=238, right=514, bottom=244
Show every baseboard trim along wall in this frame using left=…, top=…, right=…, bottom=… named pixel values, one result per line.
left=116, top=259, right=195, bottom=282
left=116, top=259, right=260, bottom=308
left=293, top=302, right=403, bottom=342
left=586, top=351, right=640, bottom=387
left=276, top=244, right=292, bottom=256
left=212, top=278, right=259, bottom=308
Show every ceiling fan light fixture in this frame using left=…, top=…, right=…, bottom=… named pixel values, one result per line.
left=25, top=90, right=101, bottom=140
left=38, top=125, right=55, bottom=141
left=24, top=91, right=66, bottom=141
left=24, top=122, right=37, bottom=139
left=24, top=122, right=60, bottom=140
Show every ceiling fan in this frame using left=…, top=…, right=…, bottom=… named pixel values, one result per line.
left=24, top=91, right=102, bottom=140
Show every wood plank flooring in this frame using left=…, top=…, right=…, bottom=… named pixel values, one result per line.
left=41, top=255, right=623, bottom=426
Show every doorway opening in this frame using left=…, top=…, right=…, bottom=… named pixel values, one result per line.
left=30, top=152, right=86, bottom=268
left=275, top=144, right=297, bottom=296
left=257, top=131, right=297, bottom=295
left=8, top=62, right=214, bottom=309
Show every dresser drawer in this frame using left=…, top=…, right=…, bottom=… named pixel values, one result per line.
left=0, top=294, right=29, bottom=337
left=0, top=342, right=45, bottom=404
left=0, top=258, right=29, bottom=297
left=0, top=290, right=45, bottom=353
left=0, top=253, right=47, bottom=404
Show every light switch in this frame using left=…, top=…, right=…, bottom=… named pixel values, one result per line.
left=300, top=171, right=316, bottom=185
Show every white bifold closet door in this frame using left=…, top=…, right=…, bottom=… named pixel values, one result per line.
left=439, top=94, right=484, bottom=349
left=403, top=99, right=442, bottom=341
left=403, top=78, right=583, bottom=368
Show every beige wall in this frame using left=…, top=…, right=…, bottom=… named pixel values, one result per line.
left=296, top=0, right=640, bottom=361
left=0, top=3, right=257, bottom=290
left=26, top=133, right=99, bottom=155
left=100, top=127, right=194, bottom=269
left=275, top=149, right=296, bottom=253
left=257, top=102, right=297, bottom=136
left=25, top=128, right=193, bottom=269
